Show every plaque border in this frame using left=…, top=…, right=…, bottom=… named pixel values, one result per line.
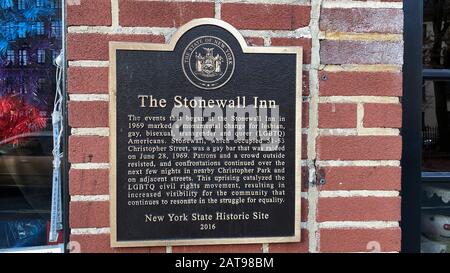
left=109, top=18, right=303, bottom=248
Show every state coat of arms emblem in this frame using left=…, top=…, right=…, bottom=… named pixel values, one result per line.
left=182, top=36, right=235, bottom=90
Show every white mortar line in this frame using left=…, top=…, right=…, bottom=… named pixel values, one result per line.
left=71, top=228, right=111, bottom=235
left=68, top=26, right=176, bottom=37
left=319, top=190, right=399, bottom=198
left=319, top=96, right=399, bottom=104
left=111, top=0, right=119, bottom=28
left=318, top=128, right=358, bottom=136
left=215, top=0, right=221, bottom=19
left=239, top=28, right=312, bottom=39
left=318, top=221, right=399, bottom=229
left=357, top=128, right=400, bottom=136
left=222, top=0, right=310, bottom=4
left=68, top=60, right=110, bottom=67
left=71, top=128, right=110, bottom=136
left=166, top=246, right=172, bottom=253
left=306, top=0, right=323, bottom=254
left=322, top=64, right=402, bottom=72
left=317, top=160, right=400, bottom=167
left=71, top=163, right=110, bottom=170
left=69, top=94, right=110, bottom=101
left=356, top=102, right=364, bottom=132
left=322, top=0, right=402, bottom=9
left=71, top=195, right=110, bottom=202
left=262, top=243, right=269, bottom=253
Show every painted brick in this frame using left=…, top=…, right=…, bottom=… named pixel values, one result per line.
left=269, top=229, right=309, bottom=253
left=317, top=136, right=402, bottom=160
left=68, top=67, right=108, bottom=94
left=320, top=40, right=403, bottom=64
left=69, top=136, right=109, bottom=164
left=69, top=169, right=109, bottom=195
left=271, top=38, right=312, bottom=64
left=364, top=103, right=402, bottom=128
left=68, top=101, right=108, bottom=128
left=173, top=244, right=262, bottom=253
left=244, top=37, right=265, bottom=46
left=320, top=8, right=403, bottom=33
left=317, top=197, right=401, bottom=221
left=67, top=33, right=164, bottom=61
left=317, top=166, right=401, bottom=191
left=67, top=0, right=111, bottom=26
left=319, top=228, right=401, bottom=252
left=318, top=103, right=357, bottom=128
left=319, top=71, right=402, bottom=97
left=119, top=0, right=215, bottom=27
left=69, top=234, right=165, bottom=253
left=222, top=4, right=311, bottom=30
left=70, top=201, right=109, bottom=228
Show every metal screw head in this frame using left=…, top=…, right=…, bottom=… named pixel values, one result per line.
left=319, top=178, right=326, bottom=185
left=321, top=74, right=328, bottom=81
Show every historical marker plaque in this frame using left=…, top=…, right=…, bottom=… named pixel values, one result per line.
left=109, top=19, right=302, bottom=247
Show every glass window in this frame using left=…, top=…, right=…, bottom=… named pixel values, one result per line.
left=0, top=0, right=63, bottom=251
left=18, top=49, right=27, bottom=66
left=51, top=21, right=61, bottom=38
left=37, top=49, right=45, bottom=64
left=6, top=50, right=14, bottom=64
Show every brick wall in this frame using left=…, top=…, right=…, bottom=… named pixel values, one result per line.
left=67, top=0, right=403, bottom=253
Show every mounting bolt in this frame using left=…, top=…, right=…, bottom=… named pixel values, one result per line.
left=319, top=178, right=326, bottom=185
left=321, top=74, right=328, bottom=81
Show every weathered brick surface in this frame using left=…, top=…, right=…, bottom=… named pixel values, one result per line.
left=68, top=101, right=109, bottom=128
left=317, top=197, right=401, bottom=222
left=317, top=166, right=401, bottom=191
left=70, top=201, right=109, bottom=228
left=67, top=33, right=164, bottom=60
left=70, top=234, right=165, bottom=253
left=320, top=40, right=403, bottom=64
left=69, top=136, right=109, bottom=163
left=67, top=0, right=112, bottom=26
left=319, top=228, right=401, bottom=252
left=69, top=169, right=109, bottom=195
left=119, top=0, right=215, bottom=27
left=318, top=103, right=357, bottom=128
left=68, top=67, right=109, bottom=94
left=364, top=103, right=402, bottom=128
left=320, top=8, right=403, bottom=33
left=222, top=4, right=311, bottom=30
left=319, top=72, right=402, bottom=96
left=271, top=38, right=312, bottom=64
left=317, top=136, right=402, bottom=160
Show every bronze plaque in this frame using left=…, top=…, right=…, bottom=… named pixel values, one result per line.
left=109, top=19, right=302, bottom=247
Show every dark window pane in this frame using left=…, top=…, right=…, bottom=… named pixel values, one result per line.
left=423, top=0, right=450, bottom=69
left=422, top=80, right=450, bottom=171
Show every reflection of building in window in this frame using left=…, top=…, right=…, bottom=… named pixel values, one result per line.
left=6, top=50, right=15, bottom=64
left=50, top=0, right=61, bottom=9
left=51, top=21, right=61, bottom=38
left=52, top=50, right=59, bottom=62
left=18, top=0, right=25, bottom=10
left=36, top=0, right=45, bottom=7
left=34, top=22, right=45, bottom=35
left=18, top=24, right=26, bottom=38
left=20, top=84, right=27, bottom=94
left=37, top=49, right=46, bottom=64
left=19, top=49, right=28, bottom=66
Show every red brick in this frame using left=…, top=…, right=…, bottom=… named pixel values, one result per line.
left=317, top=166, right=401, bottom=191
left=68, top=67, right=108, bottom=94
left=119, top=0, right=214, bottom=27
left=70, top=201, right=109, bottom=228
left=69, top=234, right=165, bottom=253
left=317, top=197, right=401, bottom=221
left=69, top=169, right=109, bottom=195
left=173, top=244, right=262, bottom=253
left=320, top=40, right=403, bottom=64
left=317, top=136, right=402, bottom=160
left=303, top=72, right=309, bottom=96
left=269, top=229, right=309, bottom=253
left=302, top=134, right=307, bottom=160
left=301, top=198, right=308, bottom=222
left=67, top=0, right=111, bottom=26
left=320, top=8, right=403, bottom=33
left=301, top=166, right=309, bottom=192
left=245, top=37, right=265, bottom=46
left=319, top=228, right=401, bottom=252
left=271, top=38, right=312, bottom=64
left=68, top=101, right=108, bottom=128
left=302, top=101, right=309, bottom=128
left=222, top=4, right=311, bottom=30
left=69, top=136, right=109, bottom=163
left=364, top=103, right=402, bottom=128
left=67, top=33, right=164, bottom=60
left=318, top=103, right=357, bottom=128
left=319, top=71, right=402, bottom=97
